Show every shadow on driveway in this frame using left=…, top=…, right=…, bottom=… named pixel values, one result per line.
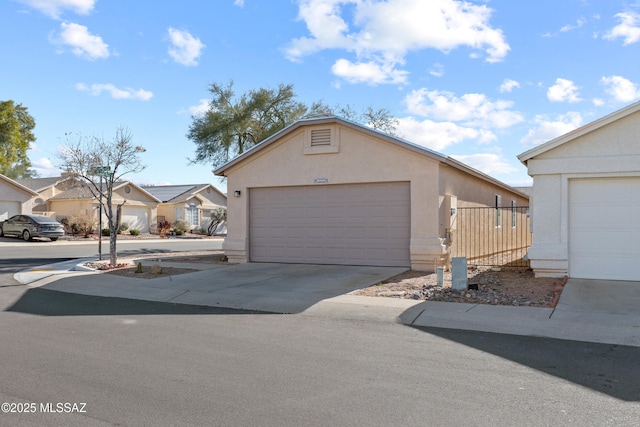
left=6, top=288, right=270, bottom=316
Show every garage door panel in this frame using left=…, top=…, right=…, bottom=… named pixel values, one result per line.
left=570, top=178, right=640, bottom=280
left=250, top=183, right=410, bottom=267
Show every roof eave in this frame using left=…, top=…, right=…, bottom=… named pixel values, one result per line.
left=518, top=100, right=640, bottom=165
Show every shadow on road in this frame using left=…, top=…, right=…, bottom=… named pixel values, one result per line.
left=414, top=326, right=640, bottom=402
left=6, top=288, right=272, bottom=316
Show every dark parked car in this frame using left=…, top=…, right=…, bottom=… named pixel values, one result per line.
left=0, top=214, right=65, bottom=241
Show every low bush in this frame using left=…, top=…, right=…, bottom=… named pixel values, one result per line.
left=102, top=228, right=110, bottom=236
left=173, top=219, right=190, bottom=233
left=129, top=229, right=141, bottom=236
left=68, top=215, right=96, bottom=236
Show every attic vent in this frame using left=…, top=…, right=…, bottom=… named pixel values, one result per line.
left=310, top=129, right=332, bottom=146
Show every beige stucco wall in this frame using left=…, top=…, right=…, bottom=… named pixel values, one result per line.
left=524, top=109, right=640, bottom=277
left=221, top=122, right=527, bottom=271
left=0, top=180, right=35, bottom=215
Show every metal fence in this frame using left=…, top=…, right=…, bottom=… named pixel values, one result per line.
left=450, top=206, right=532, bottom=268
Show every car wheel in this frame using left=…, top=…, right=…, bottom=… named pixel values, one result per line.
left=0, top=227, right=3, bottom=237
left=50, top=237, right=58, bottom=241
left=22, top=230, right=31, bottom=241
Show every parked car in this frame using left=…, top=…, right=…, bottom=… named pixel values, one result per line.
left=0, top=214, right=65, bottom=241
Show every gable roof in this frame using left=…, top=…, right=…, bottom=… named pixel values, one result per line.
left=0, top=174, right=39, bottom=196
left=48, top=181, right=161, bottom=202
left=214, top=115, right=527, bottom=197
left=518, top=100, right=640, bottom=165
left=143, top=184, right=226, bottom=203
left=16, top=175, right=73, bottom=192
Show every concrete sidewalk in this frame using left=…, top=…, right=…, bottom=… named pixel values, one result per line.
left=14, top=258, right=640, bottom=347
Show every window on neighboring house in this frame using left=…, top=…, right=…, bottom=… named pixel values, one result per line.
left=511, top=200, right=517, bottom=228
left=186, top=204, right=199, bottom=227
left=495, top=195, right=502, bottom=227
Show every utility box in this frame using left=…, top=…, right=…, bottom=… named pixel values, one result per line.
left=451, top=257, right=467, bottom=290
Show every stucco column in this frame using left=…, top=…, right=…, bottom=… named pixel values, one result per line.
left=527, top=175, right=568, bottom=277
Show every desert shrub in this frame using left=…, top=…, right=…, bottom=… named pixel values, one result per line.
left=102, top=228, right=111, bottom=236
left=173, top=219, right=190, bottom=233
left=174, top=229, right=184, bottom=236
left=129, top=229, right=141, bottom=236
left=118, top=222, right=129, bottom=234
left=68, top=215, right=96, bottom=236
left=208, top=207, right=227, bottom=235
left=158, top=220, right=171, bottom=235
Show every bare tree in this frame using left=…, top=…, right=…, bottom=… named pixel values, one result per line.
left=58, top=127, right=146, bottom=266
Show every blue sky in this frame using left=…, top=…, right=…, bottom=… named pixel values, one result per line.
left=2, top=0, right=640, bottom=194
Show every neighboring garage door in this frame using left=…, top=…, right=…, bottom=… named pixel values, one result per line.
left=250, top=182, right=411, bottom=267
left=569, top=177, right=640, bottom=281
left=122, top=207, right=149, bottom=233
left=0, top=201, right=20, bottom=221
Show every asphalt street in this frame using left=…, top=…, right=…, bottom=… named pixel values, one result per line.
left=1, top=280, right=639, bottom=426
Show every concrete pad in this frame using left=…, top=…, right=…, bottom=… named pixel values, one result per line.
left=34, top=262, right=407, bottom=314
left=43, top=274, right=187, bottom=302
left=555, top=279, right=640, bottom=315
left=303, top=294, right=423, bottom=324
left=412, top=301, right=555, bottom=336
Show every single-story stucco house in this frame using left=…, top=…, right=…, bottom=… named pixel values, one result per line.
left=518, top=100, right=640, bottom=281
left=0, top=173, right=38, bottom=220
left=143, top=184, right=227, bottom=232
left=17, top=174, right=161, bottom=233
left=214, top=116, right=529, bottom=271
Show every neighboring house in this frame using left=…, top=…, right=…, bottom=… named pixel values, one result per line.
left=18, top=174, right=161, bottom=233
left=0, top=174, right=38, bottom=220
left=143, top=184, right=227, bottom=233
left=16, top=173, right=76, bottom=216
left=214, top=116, right=528, bottom=271
left=518, top=100, right=640, bottom=281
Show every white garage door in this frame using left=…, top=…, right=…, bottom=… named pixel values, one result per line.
left=122, top=207, right=149, bottom=233
left=0, top=201, right=20, bottom=221
left=570, top=177, right=640, bottom=281
left=250, top=182, right=411, bottom=267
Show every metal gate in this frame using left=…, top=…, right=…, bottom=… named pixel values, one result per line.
left=450, top=206, right=532, bottom=268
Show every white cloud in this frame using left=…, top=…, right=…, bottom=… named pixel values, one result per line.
left=285, top=0, right=509, bottom=84
left=396, top=117, right=495, bottom=151
left=560, top=17, right=587, bottom=33
left=188, top=99, right=210, bottom=116
left=499, top=79, right=520, bottom=93
left=603, top=12, right=640, bottom=45
left=18, top=0, right=95, bottom=19
left=547, top=78, right=581, bottom=103
left=451, top=153, right=517, bottom=175
left=31, top=157, right=62, bottom=177
left=404, top=88, right=524, bottom=129
left=76, top=83, right=153, bottom=101
left=234, top=0, right=245, bottom=6
left=600, top=75, right=640, bottom=103
left=331, top=59, right=409, bottom=85
left=428, top=63, right=445, bottom=77
left=51, top=22, right=109, bottom=60
left=520, top=112, right=583, bottom=147
left=167, top=27, right=205, bottom=66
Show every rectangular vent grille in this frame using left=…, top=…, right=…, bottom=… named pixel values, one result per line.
left=310, top=129, right=332, bottom=146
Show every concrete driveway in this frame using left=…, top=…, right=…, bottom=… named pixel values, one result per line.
left=37, top=262, right=408, bottom=314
